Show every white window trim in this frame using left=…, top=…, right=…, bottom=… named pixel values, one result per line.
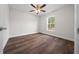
left=46, top=16, right=56, bottom=31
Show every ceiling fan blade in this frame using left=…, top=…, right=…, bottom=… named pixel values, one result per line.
left=41, top=10, right=46, bottom=12
left=36, top=4, right=39, bottom=9
left=29, top=10, right=35, bottom=12
left=30, top=4, right=36, bottom=8
left=40, top=4, right=46, bottom=8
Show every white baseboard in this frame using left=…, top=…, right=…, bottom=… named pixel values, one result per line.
left=3, top=37, right=9, bottom=53
left=9, top=32, right=74, bottom=41
left=41, top=32, right=74, bottom=42
left=9, top=32, right=38, bottom=38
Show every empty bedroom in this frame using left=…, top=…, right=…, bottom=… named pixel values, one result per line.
left=0, top=4, right=74, bottom=54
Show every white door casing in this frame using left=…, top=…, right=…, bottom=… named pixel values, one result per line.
left=0, top=4, right=9, bottom=54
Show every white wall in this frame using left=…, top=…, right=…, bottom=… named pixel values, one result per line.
left=75, top=5, right=79, bottom=54
left=9, top=9, right=39, bottom=37
left=0, top=4, right=9, bottom=53
left=39, top=5, right=74, bottom=41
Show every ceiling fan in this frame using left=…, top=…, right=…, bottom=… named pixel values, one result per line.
left=30, top=4, right=46, bottom=14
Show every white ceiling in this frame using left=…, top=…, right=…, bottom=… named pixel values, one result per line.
left=9, top=4, right=69, bottom=15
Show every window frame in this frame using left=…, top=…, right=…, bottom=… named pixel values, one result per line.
left=47, top=16, right=56, bottom=31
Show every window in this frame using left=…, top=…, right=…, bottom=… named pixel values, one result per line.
left=47, top=16, right=55, bottom=31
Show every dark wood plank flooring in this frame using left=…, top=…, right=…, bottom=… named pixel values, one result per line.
left=3, top=33, right=74, bottom=54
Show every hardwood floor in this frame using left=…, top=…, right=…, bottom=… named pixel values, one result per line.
left=4, top=33, right=74, bottom=54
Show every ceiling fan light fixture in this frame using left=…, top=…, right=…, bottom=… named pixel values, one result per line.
left=35, top=9, right=41, bottom=14
left=30, top=4, right=46, bottom=14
